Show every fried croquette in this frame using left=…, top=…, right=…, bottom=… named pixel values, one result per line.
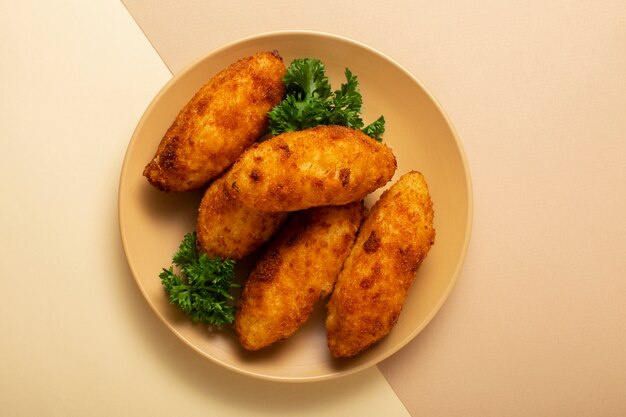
left=325, top=171, right=435, bottom=358
left=224, top=125, right=397, bottom=212
left=235, top=202, right=365, bottom=351
left=143, top=51, right=286, bottom=192
left=196, top=177, right=288, bottom=260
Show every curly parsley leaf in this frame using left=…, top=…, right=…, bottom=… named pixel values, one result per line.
left=268, top=58, right=384, bottom=141
left=268, top=94, right=330, bottom=133
left=327, top=69, right=364, bottom=129
left=160, top=232, right=238, bottom=327
left=362, top=115, right=386, bottom=142
left=282, top=58, right=331, bottom=100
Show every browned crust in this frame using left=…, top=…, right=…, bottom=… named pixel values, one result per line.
left=196, top=176, right=288, bottom=259
left=235, top=202, right=365, bottom=351
left=143, top=51, right=286, bottom=192
left=223, top=125, right=397, bottom=211
left=325, top=171, right=436, bottom=358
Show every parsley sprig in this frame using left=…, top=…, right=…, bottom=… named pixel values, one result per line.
left=268, top=58, right=385, bottom=141
left=160, top=232, right=238, bottom=326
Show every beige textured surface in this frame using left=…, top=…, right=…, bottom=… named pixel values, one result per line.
left=0, top=1, right=410, bottom=416
left=120, top=0, right=626, bottom=415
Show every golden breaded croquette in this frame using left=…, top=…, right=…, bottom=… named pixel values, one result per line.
left=326, top=171, right=435, bottom=358
left=235, top=202, right=365, bottom=351
left=143, top=51, right=286, bottom=192
left=223, top=125, right=397, bottom=212
left=196, top=176, right=288, bottom=259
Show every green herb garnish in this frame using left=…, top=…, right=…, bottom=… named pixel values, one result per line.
left=268, top=58, right=385, bottom=141
left=160, top=232, right=238, bottom=326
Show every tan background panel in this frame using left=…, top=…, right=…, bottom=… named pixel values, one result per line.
left=122, top=0, right=626, bottom=415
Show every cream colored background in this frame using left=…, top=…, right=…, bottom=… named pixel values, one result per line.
left=0, top=0, right=409, bottom=416
left=2, top=0, right=625, bottom=415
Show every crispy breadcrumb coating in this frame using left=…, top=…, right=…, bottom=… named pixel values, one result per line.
left=236, top=202, right=365, bottom=350
left=196, top=176, right=288, bottom=260
left=326, top=171, right=435, bottom=358
left=144, top=51, right=286, bottom=192
left=224, top=125, right=396, bottom=212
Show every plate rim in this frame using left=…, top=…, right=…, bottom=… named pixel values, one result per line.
left=117, top=29, right=473, bottom=382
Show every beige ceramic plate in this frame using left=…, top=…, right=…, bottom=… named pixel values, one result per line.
left=118, top=31, right=472, bottom=382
